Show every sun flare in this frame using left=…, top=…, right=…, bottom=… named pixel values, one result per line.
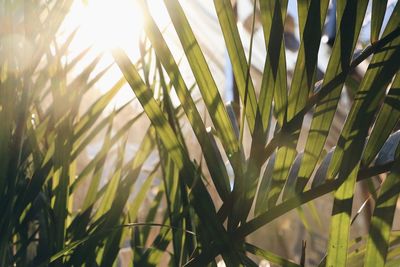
left=61, top=0, right=150, bottom=109
left=62, top=0, right=172, bottom=109
left=66, top=0, right=144, bottom=54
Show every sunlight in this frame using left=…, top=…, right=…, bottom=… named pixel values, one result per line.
left=67, top=0, right=144, bottom=54
left=61, top=0, right=148, bottom=110
left=61, top=0, right=172, bottom=109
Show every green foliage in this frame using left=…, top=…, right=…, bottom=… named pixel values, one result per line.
left=0, top=1, right=156, bottom=266
left=2, top=0, right=400, bottom=266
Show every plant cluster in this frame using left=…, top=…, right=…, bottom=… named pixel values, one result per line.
left=1, top=0, right=400, bottom=266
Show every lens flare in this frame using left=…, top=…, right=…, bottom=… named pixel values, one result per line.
left=66, top=0, right=144, bottom=54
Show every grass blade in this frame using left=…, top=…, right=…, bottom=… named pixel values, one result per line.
left=213, top=0, right=258, bottom=134
left=259, top=0, right=288, bottom=127
left=139, top=0, right=230, bottom=201
left=295, top=0, right=369, bottom=193
left=371, top=0, right=389, bottom=43
left=326, top=4, right=400, bottom=266
left=362, top=74, right=400, bottom=166
left=163, top=0, right=240, bottom=158
left=363, top=146, right=400, bottom=267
